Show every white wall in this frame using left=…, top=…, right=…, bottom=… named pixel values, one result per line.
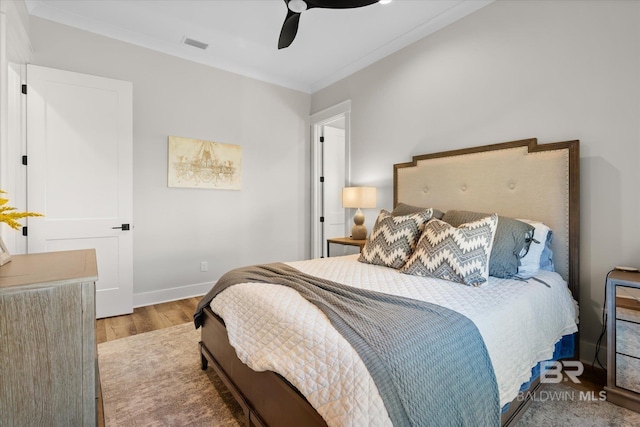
left=28, top=17, right=312, bottom=304
left=311, top=0, right=640, bottom=363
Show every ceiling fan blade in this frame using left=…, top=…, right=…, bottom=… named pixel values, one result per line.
left=306, top=0, right=379, bottom=9
left=278, top=9, right=301, bottom=49
left=277, top=0, right=378, bottom=49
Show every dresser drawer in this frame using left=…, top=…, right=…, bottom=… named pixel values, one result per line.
left=617, top=353, right=640, bottom=393
left=607, top=274, right=640, bottom=412
left=0, top=250, right=98, bottom=426
left=617, top=319, right=640, bottom=357
left=618, top=306, right=640, bottom=323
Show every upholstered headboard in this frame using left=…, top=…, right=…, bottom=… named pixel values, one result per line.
left=394, top=138, right=579, bottom=300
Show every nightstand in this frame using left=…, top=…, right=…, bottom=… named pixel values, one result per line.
left=326, top=237, right=367, bottom=257
left=605, top=270, right=640, bottom=413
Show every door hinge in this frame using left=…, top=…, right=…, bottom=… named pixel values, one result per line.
left=320, top=176, right=324, bottom=183
left=320, top=136, right=324, bottom=143
left=22, top=226, right=27, bottom=236
left=22, top=155, right=27, bottom=165
left=320, top=217, right=325, bottom=223
left=21, top=84, right=27, bottom=95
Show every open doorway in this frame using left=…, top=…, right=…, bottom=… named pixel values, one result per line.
left=310, top=101, right=351, bottom=258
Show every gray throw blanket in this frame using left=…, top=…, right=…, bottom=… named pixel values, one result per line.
left=194, top=263, right=499, bottom=427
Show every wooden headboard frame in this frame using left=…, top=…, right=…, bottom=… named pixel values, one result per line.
left=394, top=138, right=580, bottom=301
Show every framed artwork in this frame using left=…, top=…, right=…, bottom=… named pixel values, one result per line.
left=168, top=136, right=242, bottom=190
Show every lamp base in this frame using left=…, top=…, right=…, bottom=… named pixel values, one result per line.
left=350, top=225, right=367, bottom=240
left=350, top=208, right=367, bottom=240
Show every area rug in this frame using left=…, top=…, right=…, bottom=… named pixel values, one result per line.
left=98, top=323, right=245, bottom=426
left=99, top=323, right=640, bottom=426
left=516, top=382, right=640, bottom=426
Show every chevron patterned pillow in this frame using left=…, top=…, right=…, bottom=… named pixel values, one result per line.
left=400, top=214, right=499, bottom=286
left=442, top=210, right=534, bottom=279
left=358, top=209, right=434, bottom=269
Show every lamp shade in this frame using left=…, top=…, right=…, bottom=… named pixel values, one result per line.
left=342, top=187, right=377, bottom=209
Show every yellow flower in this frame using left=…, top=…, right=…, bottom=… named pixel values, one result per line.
left=0, top=190, right=43, bottom=230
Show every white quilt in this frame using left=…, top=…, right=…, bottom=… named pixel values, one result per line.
left=208, top=254, right=578, bottom=427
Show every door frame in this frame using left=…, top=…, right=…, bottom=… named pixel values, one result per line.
left=0, top=0, right=30, bottom=253
left=2, top=62, right=27, bottom=255
left=309, top=100, right=351, bottom=259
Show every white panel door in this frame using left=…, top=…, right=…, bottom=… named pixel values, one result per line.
left=323, top=125, right=347, bottom=250
left=26, top=64, right=133, bottom=318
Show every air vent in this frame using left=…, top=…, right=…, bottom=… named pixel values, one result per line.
left=183, top=37, right=209, bottom=50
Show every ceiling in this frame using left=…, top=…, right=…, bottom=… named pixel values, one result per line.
left=24, top=0, right=492, bottom=94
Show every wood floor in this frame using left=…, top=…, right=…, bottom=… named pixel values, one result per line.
left=96, top=297, right=200, bottom=344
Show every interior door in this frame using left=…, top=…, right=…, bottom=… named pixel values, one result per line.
left=26, top=64, right=133, bottom=318
left=322, top=124, right=347, bottom=251
left=310, top=101, right=351, bottom=259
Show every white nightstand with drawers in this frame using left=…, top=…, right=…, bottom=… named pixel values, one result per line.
left=605, top=270, right=640, bottom=412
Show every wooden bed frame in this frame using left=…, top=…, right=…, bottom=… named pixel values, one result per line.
left=199, top=138, right=580, bottom=427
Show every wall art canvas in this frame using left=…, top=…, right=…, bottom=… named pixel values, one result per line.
left=168, top=136, right=242, bottom=190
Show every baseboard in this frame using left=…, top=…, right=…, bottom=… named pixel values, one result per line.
left=133, top=280, right=215, bottom=308
left=579, top=359, right=607, bottom=388
left=580, top=339, right=607, bottom=370
left=579, top=335, right=608, bottom=388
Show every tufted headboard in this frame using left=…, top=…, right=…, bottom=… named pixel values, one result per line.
left=394, top=138, right=580, bottom=300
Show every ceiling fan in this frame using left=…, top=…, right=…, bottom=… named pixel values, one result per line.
left=278, top=0, right=385, bottom=49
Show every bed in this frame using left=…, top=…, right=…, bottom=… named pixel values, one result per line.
left=195, top=137, right=580, bottom=427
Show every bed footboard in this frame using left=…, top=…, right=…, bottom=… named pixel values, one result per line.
left=200, top=305, right=543, bottom=427
left=199, top=307, right=328, bottom=427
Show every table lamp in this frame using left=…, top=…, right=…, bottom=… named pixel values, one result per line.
left=342, top=186, right=377, bottom=240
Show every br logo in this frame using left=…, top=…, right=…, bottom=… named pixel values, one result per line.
left=540, top=360, right=583, bottom=384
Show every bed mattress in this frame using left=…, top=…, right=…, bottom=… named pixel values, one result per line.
left=208, top=254, right=578, bottom=427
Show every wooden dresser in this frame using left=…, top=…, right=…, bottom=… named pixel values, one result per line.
left=0, top=249, right=99, bottom=427
left=605, top=270, right=640, bottom=413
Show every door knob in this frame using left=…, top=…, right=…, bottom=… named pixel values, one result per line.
left=112, top=224, right=130, bottom=230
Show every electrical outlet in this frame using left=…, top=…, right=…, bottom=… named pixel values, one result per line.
left=200, top=261, right=208, bottom=272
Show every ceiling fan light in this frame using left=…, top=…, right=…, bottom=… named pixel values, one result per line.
left=379, top=0, right=392, bottom=4
left=288, top=0, right=308, bottom=13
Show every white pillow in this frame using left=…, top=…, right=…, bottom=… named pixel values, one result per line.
left=517, top=219, right=552, bottom=278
